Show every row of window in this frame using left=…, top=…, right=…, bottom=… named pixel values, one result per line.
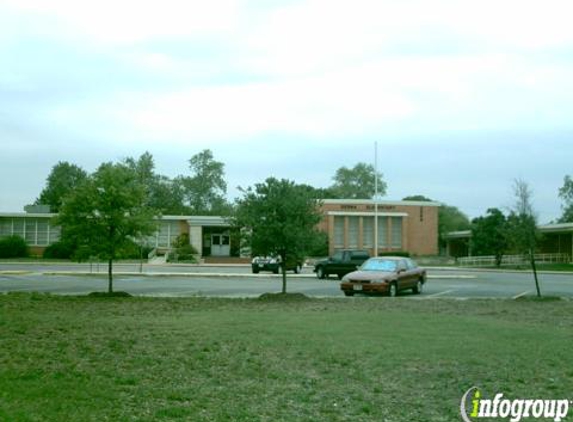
left=333, top=216, right=402, bottom=249
left=0, top=218, right=182, bottom=249
left=0, top=218, right=61, bottom=246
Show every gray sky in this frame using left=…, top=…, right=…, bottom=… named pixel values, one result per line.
left=1, top=0, right=572, bottom=223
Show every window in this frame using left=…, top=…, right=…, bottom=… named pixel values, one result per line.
left=0, top=218, right=12, bottom=238
left=37, top=220, right=49, bottom=245
left=25, top=219, right=36, bottom=243
left=348, top=217, right=359, bottom=248
left=377, top=217, right=388, bottom=247
left=334, top=216, right=344, bottom=248
left=362, top=217, right=373, bottom=248
left=12, top=219, right=24, bottom=238
left=391, top=217, right=402, bottom=248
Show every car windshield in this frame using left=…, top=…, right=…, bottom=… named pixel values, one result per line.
left=360, top=259, right=397, bottom=272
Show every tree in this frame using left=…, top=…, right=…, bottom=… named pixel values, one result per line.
left=124, top=152, right=187, bottom=215
left=330, top=162, right=386, bottom=199
left=56, top=162, right=157, bottom=294
left=36, top=162, right=88, bottom=212
left=233, top=178, right=323, bottom=294
left=181, top=149, right=229, bottom=215
left=470, top=208, right=508, bottom=267
left=506, top=179, right=541, bottom=297
left=558, top=175, right=573, bottom=222
left=403, top=195, right=471, bottom=253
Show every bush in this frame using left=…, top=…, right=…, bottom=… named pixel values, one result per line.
left=43, top=240, right=75, bottom=259
left=0, top=235, right=29, bottom=258
left=116, top=240, right=154, bottom=260
left=168, top=233, right=199, bottom=263
left=378, top=251, right=410, bottom=257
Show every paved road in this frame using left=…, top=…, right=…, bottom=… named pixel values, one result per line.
left=0, top=263, right=571, bottom=298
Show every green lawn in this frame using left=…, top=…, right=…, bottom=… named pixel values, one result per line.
left=1, top=294, right=572, bottom=422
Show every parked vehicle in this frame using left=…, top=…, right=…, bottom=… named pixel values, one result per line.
left=251, top=256, right=303, bottom=274
left=340, top=257, right=426, bottom=297
left=313, top=249, right=370, bottom=279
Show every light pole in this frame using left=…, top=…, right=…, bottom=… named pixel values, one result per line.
left=374, top=141, right=379, bottom=257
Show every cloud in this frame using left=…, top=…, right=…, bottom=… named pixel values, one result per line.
left=2, top=0, right=241, bottom=45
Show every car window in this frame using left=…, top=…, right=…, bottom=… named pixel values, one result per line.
left=406, top=259, right=417, bottom=270
left=332, top=251, right=343, bottom=261
left=361, top=259, right=397, bottom=272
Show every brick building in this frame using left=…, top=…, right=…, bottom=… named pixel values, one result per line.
left=319, top=199, right=439, bottom=256
left=0, top=198, right=440, bottom=259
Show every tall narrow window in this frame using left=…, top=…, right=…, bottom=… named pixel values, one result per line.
left=377, top=217, right=388, bottom=248
left=391, top=217, right=402, bottom=248
left=363, top=217, right=373, bottom=248
left=348, top=217, right=359, bottom=248
left=334, top=216, right=344, bottom=248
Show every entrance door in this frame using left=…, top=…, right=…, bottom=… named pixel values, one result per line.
left=211, top=234, right=230, bottom=256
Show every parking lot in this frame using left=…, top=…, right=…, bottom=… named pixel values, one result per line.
left=0, top=263, right=572, bottom=299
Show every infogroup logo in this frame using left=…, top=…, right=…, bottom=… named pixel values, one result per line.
left=460, top=387, right=571, bottom=422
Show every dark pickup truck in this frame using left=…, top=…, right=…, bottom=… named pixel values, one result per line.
left=313, top=249, right=370, bottom=279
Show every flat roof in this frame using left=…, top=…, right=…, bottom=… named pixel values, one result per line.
left=0, top=212, right=57, bottom=218
left=445, top=223, right=573, bottom=239
left=321, top=199, right=441, bottom=207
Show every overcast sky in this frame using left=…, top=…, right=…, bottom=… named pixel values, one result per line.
left=1, top=0, right=572, bottom=223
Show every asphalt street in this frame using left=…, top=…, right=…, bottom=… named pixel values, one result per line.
left=0, top=263, right=572, bottom=299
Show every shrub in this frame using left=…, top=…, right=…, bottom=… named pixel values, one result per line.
left=43, top=240, right=75, bottom=259
left=0, top=235, right=30, bottom=258
left=378, top=251, right=410, bottom=257
left=168, top=233, right=198, bottom=263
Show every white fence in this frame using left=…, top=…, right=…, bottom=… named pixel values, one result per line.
left=458, top=253, right=570, bottom=267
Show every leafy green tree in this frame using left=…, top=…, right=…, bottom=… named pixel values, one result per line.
left=330, top=162, right=386, bottom=199
left=36, top=162, right=88, bottom=212
left=56, top=162, right=157, bottom=294
left=181, top=149, right=229, bottom=215
left=506, top=179, right=541, bottom=297
left=558, top=175, right=573, bottom=222
left=470, top=208, right=508, bottom=267
left=298, top=184, right=341, bottom=199
left=124, top=152, right=187, bottom=215
left=233, top=178, right=323, bottom=294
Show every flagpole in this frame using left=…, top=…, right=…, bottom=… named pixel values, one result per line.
left=374, top=141, right=378, bottom=257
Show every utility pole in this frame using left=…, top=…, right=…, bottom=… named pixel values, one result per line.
left=374, top=141, right=379, bottom=257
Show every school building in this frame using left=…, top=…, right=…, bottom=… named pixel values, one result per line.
left=0, top=199, right=440, bottom=259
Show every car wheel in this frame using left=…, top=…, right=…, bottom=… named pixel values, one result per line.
left=389, top=282, right=398, bottom=297
left=413, top=280, right=423, bottom=294
left=316, top=267, right=326, bottom=279
left=252, top=267, right=259, bottom=274
left=337, top=273, right=344, bottom=280
left=273, top=268, right=279, bottom=274
left=344, top=291, right=354, bottom=297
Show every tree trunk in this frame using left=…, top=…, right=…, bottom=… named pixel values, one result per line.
left=108, top=258, right=113, bottom=294
left=529, top=250, right=541, bottom=297
left=281, top=252, right=287, bottom=294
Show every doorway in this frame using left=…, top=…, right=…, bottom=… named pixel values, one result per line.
left=211, top=233, right=230, bottom=256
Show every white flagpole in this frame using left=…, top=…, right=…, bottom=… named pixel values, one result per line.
left=374, top=141, right=378, bottom=257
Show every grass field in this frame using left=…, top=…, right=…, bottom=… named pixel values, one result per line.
left=1, top=293, right=572, bottom=422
